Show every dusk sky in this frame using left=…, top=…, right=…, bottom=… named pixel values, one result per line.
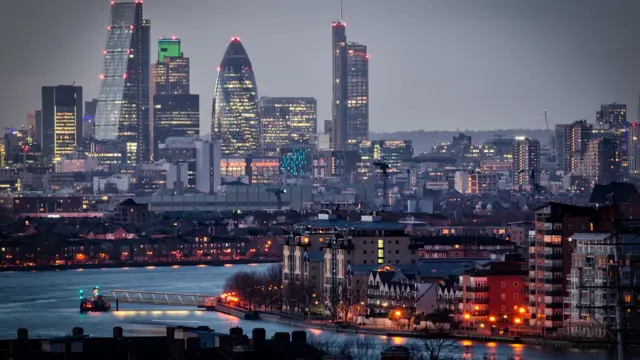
left=1, top=0, right=639, bottom=134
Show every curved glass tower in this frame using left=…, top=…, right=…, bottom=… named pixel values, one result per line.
left=211, top=38, right=260, bottom=156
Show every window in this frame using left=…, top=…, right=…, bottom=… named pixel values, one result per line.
left=501, top=282, right=506, bottom=288
left=395, top=240, right=400, bottom=244
left=501, top=305, right=506, bottom=313
left=362, top=250, right=367, bottom=254
left=395, top=250, right=399, bottom=254
left=513, top=294, right=519, bottom=300
left=513, top=282, right=519, bottom=288
left=501, top=294, right=506, bottom=300
left=395, top=260, right=400, bottom=264
left=363, top=260, right=367, bottom=264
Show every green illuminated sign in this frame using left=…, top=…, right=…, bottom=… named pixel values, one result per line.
left=158, top=38, right=181, bottom=62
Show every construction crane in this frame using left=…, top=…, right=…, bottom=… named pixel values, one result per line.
left=266, top=187, right=286, bottom=210
left=373, top=161, right=390, bottom=209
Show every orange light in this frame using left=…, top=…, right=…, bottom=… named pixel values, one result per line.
left=519, top=307, right=525, bottom=314
left=489, top=316, right=496, bottom=322
left=515, top=318, right=521, bottom=324
left=463, top=313, right=471, bottom=320
left=394, top=310, right=401, bottom=317
left=474, top=305, right=479, bottom=310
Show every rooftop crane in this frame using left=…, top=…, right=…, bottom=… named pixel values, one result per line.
left=373, top=161, right=390, bottom=209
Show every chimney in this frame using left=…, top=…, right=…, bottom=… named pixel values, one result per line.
left=113, top=326, right=124, bottom=339
left=291, top=331, right=306, bottom=346
left=72, top=327, right=84, bottom=337
left=16, top=328, right=28, bottom=340
left=273, top=332, right=290, bottom=348
left=251, top=328, right=266, bottom=348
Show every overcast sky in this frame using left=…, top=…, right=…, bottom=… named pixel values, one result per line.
left=1, top=0, right=639, bottom=134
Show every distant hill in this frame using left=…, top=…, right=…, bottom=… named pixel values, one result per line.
left=370, top=129, right=551, bottom=154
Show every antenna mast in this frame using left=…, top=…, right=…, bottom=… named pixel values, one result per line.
left=340, top=0, right=343, bottom=21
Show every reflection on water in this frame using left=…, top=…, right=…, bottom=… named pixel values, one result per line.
left=0, top=265, right=610, bottom=359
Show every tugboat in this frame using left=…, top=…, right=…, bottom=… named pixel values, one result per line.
left=79, top=286, right=111, bottom=313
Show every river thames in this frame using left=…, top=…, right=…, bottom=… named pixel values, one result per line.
left=0, top=264, right=611, bottom=359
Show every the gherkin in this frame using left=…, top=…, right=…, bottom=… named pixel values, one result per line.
left=211, top=38, right=260, bottom=156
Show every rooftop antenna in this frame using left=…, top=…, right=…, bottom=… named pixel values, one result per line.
left=340, top=0, right=343, bottom=21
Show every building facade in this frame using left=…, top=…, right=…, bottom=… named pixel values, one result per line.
left=152, top=94, right=200, bottom=159
left=258, top=97, right=317, bottom=156
left=512, top=137, right=540, bottom=189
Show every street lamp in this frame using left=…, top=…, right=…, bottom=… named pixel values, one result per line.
left=514, top=317, right=521, bottom=336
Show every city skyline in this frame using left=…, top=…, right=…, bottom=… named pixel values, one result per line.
left=2, top=0, right=640, bottom=135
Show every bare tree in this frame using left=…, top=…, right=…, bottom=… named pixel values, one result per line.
left=406, top=338, right=459, bottom=360
left=322, top=278, right=367, bottom=324
left=308, top=336, right=380, bottom=360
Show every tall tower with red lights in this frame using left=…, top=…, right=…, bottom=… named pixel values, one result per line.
left=332, top=19, right=348, bottom=152
left=94, top=0, right=151, bottom=164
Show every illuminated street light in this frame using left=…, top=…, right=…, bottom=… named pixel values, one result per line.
left=394, top=310, right=402, bottom=318
left=514, top=318, right=521, bottom=324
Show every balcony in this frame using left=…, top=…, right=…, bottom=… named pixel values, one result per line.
left=545, top=290, right=564, bottom=297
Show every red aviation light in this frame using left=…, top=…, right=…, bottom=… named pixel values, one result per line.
left=365, top=54, right=369, bottom=60
left=126, top=49, right=131, bottom=54
left=107, top=26, right=112, bottom=30
left=99, top=74, right=105, bottom=79
left=230, top=37, right=241, bottom=42
left=103, top=50, right=108, bottom=54
left=122, top=73, right=128, bottom=79
left=110, top=1, right=115, bottom=5
left=130, top=25, right=134, bottom=29
left=217, top=66, right=221, bottom=72
left=172, top=36, right=177, bottom=40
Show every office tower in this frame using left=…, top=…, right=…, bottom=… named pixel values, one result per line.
left=358, top=140, right=413, bottom=168
left=258, top=97, right=317, bottom=156
left=512, top=137, right=540, bottom=188
left=83, top=99, right=98, bottom=140
left=153, top=94, right=200, bottom=159
left=563, top=120, right=592, bottom=173
left=347, top=42, right=369, bottom=149
left=195, top=140, right=221, bottom=194
left=94, top=2, right=150, bottom=164
left=154, top=38, right=190, bottom=95
left=41, top=85, right=83, bottom=161
left=596, top=103, right=627, bottom=131
left=332, top=20, right=348, bottom=151
left=629, top=122, right=640, bottom=175
left=211, top=38, right=260, bottom=156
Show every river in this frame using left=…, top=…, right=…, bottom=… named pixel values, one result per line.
left=0, top=264, right=611, bottom=359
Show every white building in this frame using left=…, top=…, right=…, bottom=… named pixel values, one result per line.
left=56, top=158, right=99, bottom=173
left=167, top=163, right=189, bottom=191
left=195, top=140, right=221, bottom=194
left=92, top=174, right=131, bottom=193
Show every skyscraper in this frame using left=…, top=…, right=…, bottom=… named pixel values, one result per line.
left=94, top=1, right=150, bottom=164
left=153, top=94, right=200, bottom=159
left=152, top=37, right=199, bottom=159
left=629, top=122, right=640, bottom=175
left=347, top=42, right=369, bottom=149
left=212, top=38, right=260, bottom=156
left=563, top=120, right=592, bottom=173
left=258, top=97, right=317, bottom=156
left=83, top=99, right=98, bottom=140
left=41, top=85, right=83, bottom=161
left=332, top=20, right=348, bottom=152
left=154, top=38, right=190, bottom=95
left=512, top=137, right=540, bottom=189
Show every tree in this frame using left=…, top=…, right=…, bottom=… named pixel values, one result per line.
left=407, top=338, right=459, bottom=360
left=323, top=277, right=367, bottom=324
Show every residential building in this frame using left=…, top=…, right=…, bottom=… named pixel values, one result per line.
left=596, top=103, right=627, bottom=131
left=575, top=138, right=620, bottom=185
left=454, top=171, right=498, bottom=195
left=563, top=120, right=592, bottom=174
left=512, top=137, right=540, bottom=189
left=366, top=268, right=439, bottom=316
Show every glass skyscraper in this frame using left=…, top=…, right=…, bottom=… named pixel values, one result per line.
left=154, top=38, right=190, bottom=95
left=41, top=85, right=83, bottom=162
left=258, top=97, right=317, bottom=156
left=94, top=1, right=150, bottom=164
left=347, top=42, right=369, bottom=149
left=212, top=38, right=260, bottom=156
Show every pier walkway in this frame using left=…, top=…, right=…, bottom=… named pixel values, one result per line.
left=109, top=290, right=217, bottom=309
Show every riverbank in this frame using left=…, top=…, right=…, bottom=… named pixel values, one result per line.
left=0, top=258, right=282, bottom=272
left=214, top=305, right=620, bottom=350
